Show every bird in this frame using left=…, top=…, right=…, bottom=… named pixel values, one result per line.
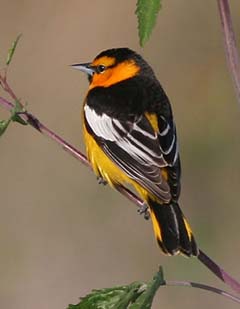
left=72, top=48, right=198, bottom=257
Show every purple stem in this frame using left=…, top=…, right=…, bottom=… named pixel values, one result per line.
left=1, top=95, right=240, bottom=294
left=0, top=96, right=143, bottom=205
left=165, top=280, right=240, bottom=304
left=217, top=0, right=240, bottom=105
left=0, top=96, right=13, bottom=109
left=198, top=250, right=240, bottom=294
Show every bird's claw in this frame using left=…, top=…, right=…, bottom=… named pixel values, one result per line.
left=97, top=176, right=108, bottom=186
left=137, top=203, right=150, bottom=220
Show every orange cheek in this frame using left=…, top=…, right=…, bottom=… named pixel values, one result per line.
left=89, top=61, right=139, bottom=89
left=90, top=70, right=113, bottom=89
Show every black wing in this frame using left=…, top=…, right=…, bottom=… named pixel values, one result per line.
left=84, top=105, right=175, bottom=202
left=157, top=115, right=181, bottom=200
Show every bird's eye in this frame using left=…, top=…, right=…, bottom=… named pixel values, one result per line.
left=97, top=65, right=106, bottom=73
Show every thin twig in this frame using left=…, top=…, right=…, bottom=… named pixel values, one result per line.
left=0, top=96, right=142, bottom=205
left=1, top=94, right=240, bottom=294
left=217, top=0, right=240, bottom=105
left=198, top=249, right=240, bottom=294
left=0, top=96, right=13, bottom=110
left=0, top=73, right=19, bottom=102
left=0, top=77, right=240, bottom=294
left=165, top=280, right=240, bottom=304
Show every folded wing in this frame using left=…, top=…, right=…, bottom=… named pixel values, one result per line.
left=84, top=105, right=178, bottom=202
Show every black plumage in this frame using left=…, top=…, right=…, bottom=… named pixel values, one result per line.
left=81, top=48, right=198, bottom=256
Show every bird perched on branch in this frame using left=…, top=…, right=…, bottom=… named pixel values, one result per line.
left=72, top=48, right=198, bottom=257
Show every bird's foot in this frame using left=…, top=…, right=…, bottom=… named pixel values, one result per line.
left=97, top=176, right=108, bottom=186
left=137, top=203, right=150, bottom=220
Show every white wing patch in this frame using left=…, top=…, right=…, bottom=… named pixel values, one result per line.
left=84, top=105, right=173, bottom=202
left=84, top=105, right=118, bottom=141
left=84, top=105, right=165, bottom=165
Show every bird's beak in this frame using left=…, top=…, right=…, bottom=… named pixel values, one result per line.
left=71, top=62, right=95, bottom=76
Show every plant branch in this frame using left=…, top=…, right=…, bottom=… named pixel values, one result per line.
left=217, top=0, right=240, bottom=106
left=68, top=266, right=240, bottom=308
left=0, top=72, right=19, bottom=102
left=0, top=97, right=143, bottom=206
left=165, top=279, right=240, bottom=304
left=198, top=249, right=240, bottom=294
left=0, top=96, right=13, bottom=110
left=0, top=76, right=240, bottom=295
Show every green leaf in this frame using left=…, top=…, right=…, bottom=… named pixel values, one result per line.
left=11, top=100, right=27, bottom=125
left=0, top=118, right=11, bottom=136
left=0, top=100, right=27, bottom=137
left=6, top=34, right=22, bottom=66
left=67, top=282, right=143, bottom=309
left=135, top=0, right=162, bottom=47
left=68, top=267, right=165, bottom=309
left=129, top=267, right=165, bottom=308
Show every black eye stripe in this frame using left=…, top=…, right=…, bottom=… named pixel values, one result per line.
left=92, top=64, right=115, bottom=74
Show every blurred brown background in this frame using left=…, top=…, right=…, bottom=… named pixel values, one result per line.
left=1, top=1, right=240, bottom=308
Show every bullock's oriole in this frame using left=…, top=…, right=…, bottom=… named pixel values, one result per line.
left=72, top=48, right=198, bottom=256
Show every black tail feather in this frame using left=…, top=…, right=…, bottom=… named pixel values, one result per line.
left=148, top=199, right=198, bottom=256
